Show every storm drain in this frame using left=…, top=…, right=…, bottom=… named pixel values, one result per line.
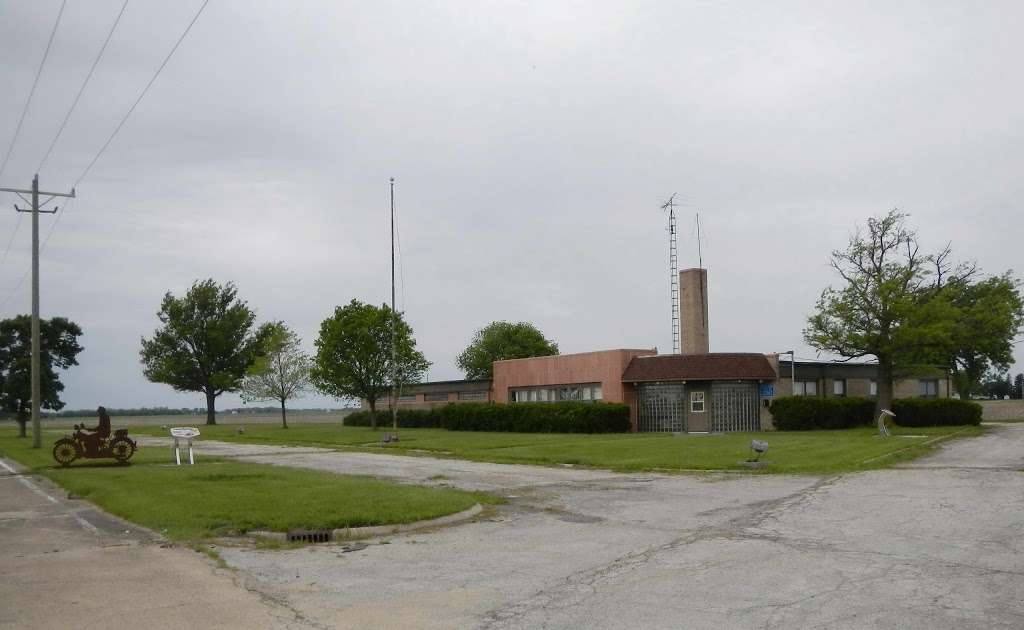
left=287, top=528, right=333, bottom=543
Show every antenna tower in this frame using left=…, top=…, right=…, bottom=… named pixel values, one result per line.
left=661, top=194, right=679, bottom=354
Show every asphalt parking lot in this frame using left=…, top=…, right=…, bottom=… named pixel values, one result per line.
left=167, top=424, right=1024, bottom=629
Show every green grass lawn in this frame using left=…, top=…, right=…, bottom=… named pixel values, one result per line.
left=0, top=428, right=495, bottom=541
left=131, top=422, right=984, bottom=474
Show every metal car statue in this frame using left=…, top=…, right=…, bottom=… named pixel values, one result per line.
left=52, top=406, right=137, bottom=466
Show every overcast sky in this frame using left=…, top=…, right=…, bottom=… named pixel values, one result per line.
left=1, top=1, right=1021, bottom=411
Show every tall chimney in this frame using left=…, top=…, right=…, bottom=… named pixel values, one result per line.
left=680, top=268, right=709, bottom=354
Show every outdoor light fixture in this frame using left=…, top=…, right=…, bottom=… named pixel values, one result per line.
left=784, top=350, right=796, bottom=395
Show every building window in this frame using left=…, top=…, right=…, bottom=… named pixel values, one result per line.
left=690, top=391, right=705, bottom=413
left=870, top=380, right=877, bottom=396
left=832, top=379, right=846, bottom=397
left=458, top=390, right=487, bottom=401
left=396, top=395, right=416, bottom=403
left=794, top=380, right=818, bottom=396
left=919, top=379, right=939, bottom=398
left=510, top=383, right=602, bottom=404
left=424, top=392, right=449, bottom=402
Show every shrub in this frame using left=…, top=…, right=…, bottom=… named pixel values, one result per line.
left=439, top=402, right=630, bottom=433
left=769, top=396, right=875, bottom=431
left=891, top=399, right=982, bottom=427
left=343, top=403, right=631, bottom=434
left=343, top=408, right=440, bottom=428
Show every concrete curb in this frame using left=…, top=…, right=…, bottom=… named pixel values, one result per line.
left=250, top=502, right=484, bottom=542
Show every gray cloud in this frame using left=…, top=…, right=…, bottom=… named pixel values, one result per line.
left=1, top=0, right=1021, bottom=410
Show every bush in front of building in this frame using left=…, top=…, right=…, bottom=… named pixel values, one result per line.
left=891, top=398, right=982, bottom=427
left=769, top=396, right=875, bottom=430
left=342, top=403, right=631, bottom=433
left=343, top=408, right=441, bottom=428
left=439, top=402, right=631, bottom=434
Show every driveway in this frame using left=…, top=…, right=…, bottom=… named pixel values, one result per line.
left=0, top=457, right=308, bottom=629
left=142, top=425, right=1024, bottom=629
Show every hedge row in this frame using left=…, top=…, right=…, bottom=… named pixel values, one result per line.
left=344, top=402, right=631, bottom=434
left=769, top=396, right=983, bottom=430
left=344, top=408, right=440, bottom=428
left=768, top=396, right=876, bottom=431
left=890, top=398, right=982, bottom=427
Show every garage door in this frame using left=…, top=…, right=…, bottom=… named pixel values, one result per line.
left=637, top=383, right=686, bottom=432
left=711, top=382, right=760, bottom=432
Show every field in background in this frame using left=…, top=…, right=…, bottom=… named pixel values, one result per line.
left=978, top=400, right=1024, bottom=422
left=18, top=410, right=355, bottom=430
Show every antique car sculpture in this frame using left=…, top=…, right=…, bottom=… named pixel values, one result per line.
left=52, top=406, right=136, bottom=466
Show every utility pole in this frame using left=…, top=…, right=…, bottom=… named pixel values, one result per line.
left=0, top=174, right=75, bottom=448
left=389, top=177, right=398, bottom=433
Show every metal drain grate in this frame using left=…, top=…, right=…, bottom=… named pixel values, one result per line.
left=287, top=528, right=333, bottom=543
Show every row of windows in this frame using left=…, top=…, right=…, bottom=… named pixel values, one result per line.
left=793, top=379, right=939, bottom=398
left=392, top=390, right=488, bottom=403
left=510, top=383, right=603, bottom=403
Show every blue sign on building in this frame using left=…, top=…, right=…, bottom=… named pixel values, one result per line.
left=759, top=383, right=775, bottom=397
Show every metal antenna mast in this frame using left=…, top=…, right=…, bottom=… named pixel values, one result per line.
left=661, top=194, right=679, bottom=354
left=390, top=177, right=398, bottom=433
left=696, top=212, right=703, bottom=268
left=0, top=174, right=76, bottom=448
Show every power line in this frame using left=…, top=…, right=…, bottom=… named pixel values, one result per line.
left=0, top=195, right=76, bottom=314
left=72, top=0, right=210, bottom=188
left=32, top=0, right=210, bottom=265
left=0, top=215, right=24, bottom=269
left=0, top=0, right=68, bottom=181
left=37, top=0, right=130, bottom=174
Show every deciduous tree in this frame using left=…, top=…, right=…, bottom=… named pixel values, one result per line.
left=456, top=321, right=559, bottom=379
left=804, top=211, right=966, bottom=413
left=140, top=280, right=272, bottom=425
left=240, top=323, right=310, bottom=429
left=311, top=299, right=429, bottom=428
left=0, top=315, right=83, bottom=438
left=945, top=273, right=1023, bottom=398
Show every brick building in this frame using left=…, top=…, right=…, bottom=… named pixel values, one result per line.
left=367, top=267, right=950, bottom=432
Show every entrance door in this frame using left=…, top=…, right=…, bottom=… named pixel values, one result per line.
left=684, top=385, right=710, bottom=432
left=637, top=383, right=685, bottom=432
left=711, top=382, right=760, bottom=432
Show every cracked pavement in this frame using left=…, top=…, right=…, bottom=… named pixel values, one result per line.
left=168, top=423, right=1024, bottom=629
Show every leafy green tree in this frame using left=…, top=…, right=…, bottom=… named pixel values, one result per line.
left=240, top=323, right=310, bottom=429
left=804, top=211, right=966, bottom=413
left=457, top=321, right=559, bottom=379
left=1014, top=373, right=1024, bottom=400
left=311, top=299, right=429, bottom=428
left=0, top=315, right=83, bottom=438
left=140, top=280, right=272, bottom=425
left=946, top=273, right=1023, bottom=398
left=979, top=370, right=1013, bottom=399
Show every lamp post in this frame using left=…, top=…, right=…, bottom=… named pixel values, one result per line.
left=784, top=350, right=796, bottom=395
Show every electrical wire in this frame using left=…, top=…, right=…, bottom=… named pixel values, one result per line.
left=37, top=0, right=130, bottom=174
left=0, top=215, right=24, bottom=268
left=0, top=195, right=76, bottom=313
left=27, top=0, right=210, bottom=277
left=71, top=0, right=210, bottom=189
left=0, top=0, right=67, bottom=182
